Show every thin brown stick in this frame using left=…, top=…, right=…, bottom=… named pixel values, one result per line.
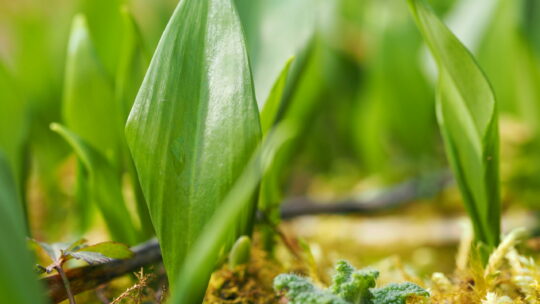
left=54, top=265, right=76, bottom=304
left=280, top=170, right=452, bottom=219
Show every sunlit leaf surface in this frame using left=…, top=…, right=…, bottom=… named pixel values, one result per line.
left=125, top=0, right=261, bottom=287
left=407, top=0, right=500, bottom=251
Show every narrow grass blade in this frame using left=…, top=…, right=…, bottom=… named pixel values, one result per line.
left=125, top=0, right=261, bottom=287
left=0, top=152, right=46, bottom=304
left=170, top=124, right=293, bottom=303
left=258, top=38, right=326, bottom=239
left=407, top=0, right=501, bottom=252
left=51, top=123, right=138, bottom=245
left=260, top=57, right=294, bottom=135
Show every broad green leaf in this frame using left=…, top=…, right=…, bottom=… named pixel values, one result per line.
left=125, top=0, right=261, bottom=288
left=51, top=123, right=138, bottom=244
left=260, top=57, right=294, bottom=135
left=407, top=0, right=501, bottom=251
left=170, top=124, right=293, bottom=303
left=0, top=152, right=46, bottom=304
left=63, top=14, right=121, bottom=165
left=76, top=241, right=133, bottom=259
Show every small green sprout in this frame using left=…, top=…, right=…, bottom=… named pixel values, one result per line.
left=274, top=261, right=429, bottom=304
left=228, top=235, right=252, bottom=268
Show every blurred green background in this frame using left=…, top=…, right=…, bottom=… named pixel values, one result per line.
left=1, top=0, right=540, bottom=240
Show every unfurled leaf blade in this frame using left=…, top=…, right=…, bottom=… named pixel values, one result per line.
left=0, top=152, right=46, bottom=304
left=51, top=123, right=138, bottom=244
left=407, top=0, right=500, bottom=251
left=170, top=124, right=293, bottom=303
left=63, top=15, right=121, bottom=165
left=125, top=0, right=261, bottom=288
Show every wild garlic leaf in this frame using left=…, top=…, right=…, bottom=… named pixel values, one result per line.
left=51, top=123, right=138, bottom=244
left=371, top=283, right=429, bottom=304
left=63, top=14, right=121, bottom=165
left=407, top=0, right=501, bottom=251
left=170, top=124, right=293, bottom=303
left=0, top=152, right=46, bottom=304
left=125, top=0, right=261, bottom=288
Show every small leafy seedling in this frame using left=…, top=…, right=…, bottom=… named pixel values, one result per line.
left=274, top=260, right=429, bottom=304
left=31, top=238, right=133, bottom=304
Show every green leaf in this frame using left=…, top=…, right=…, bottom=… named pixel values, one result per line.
left=115, top=7, right=154, bottom=238
left=115, top=7, right=150, bottom=131
left=169, top=125, right=294, bottom=303
left=79, top=0, right=125, bottom=76
left=30, top=240, right=68, bottom=262
left=63, top=14, right=121, bottom=165
left=69, top=241, right=133, bottom=264
left=407, top=0, right=501, bottom=251
left=76, top=241, right=133, bottom=258
left=0, top=152, right=46, bottom=304
left=125, top=0, right=261, bottom=288
left=274, top=261, right=429, bottom=304
left=331, top=261, right=378, bottom=304
left=371, top=283, right=429, bottom=304
left=51, top=123, right=138, bottom=244
left=258, top=38, right=326, bottom=251
left=260, top=57, right=294, bottom=135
